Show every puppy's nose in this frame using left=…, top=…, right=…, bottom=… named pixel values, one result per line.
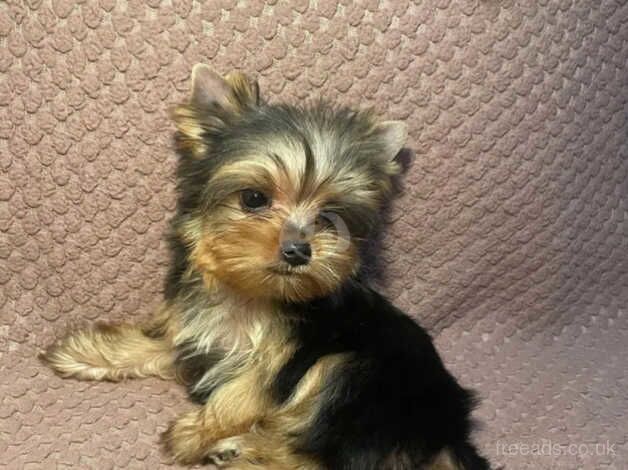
left=280, top=241, right=312, bottom=266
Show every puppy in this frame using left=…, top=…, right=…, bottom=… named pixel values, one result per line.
left=43, top=64, right=490, bottom=470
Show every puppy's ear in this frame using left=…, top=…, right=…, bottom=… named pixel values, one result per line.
left=189, top=64, right=260, bottom=111
left=171, top=65, right=260, bottom=158
left=189, top=64, right=233, bottom=109
left=374, top=120, right=407, bottom=175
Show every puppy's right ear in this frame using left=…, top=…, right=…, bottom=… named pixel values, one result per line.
left=171, top=64, right=260, bottom=158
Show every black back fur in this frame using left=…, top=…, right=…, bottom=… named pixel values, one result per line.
left=276, top=280, right=490, bottom=470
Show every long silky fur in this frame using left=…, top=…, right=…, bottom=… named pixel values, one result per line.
left=43, top=66, right=490, bottom=470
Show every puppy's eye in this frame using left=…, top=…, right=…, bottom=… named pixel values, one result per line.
left=316, top=209, right=338, bottom=228
left=240, top=189, right=271, bottom=211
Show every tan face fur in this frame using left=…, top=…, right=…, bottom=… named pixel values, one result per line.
left=172, top=65, right=407, bottom=303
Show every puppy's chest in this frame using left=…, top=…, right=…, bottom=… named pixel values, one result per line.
left=174, top=299, right=288, bottom=402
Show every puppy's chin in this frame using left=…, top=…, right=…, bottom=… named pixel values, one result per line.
left=269, top=268, right=344, bottom=303
left=193, top=256, right=358, bottom=303
left=210, top=264, right=351, bottom=304
left=191, top=230, right=359, bottom=303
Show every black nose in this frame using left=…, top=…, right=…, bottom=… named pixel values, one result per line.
left=281, top=241, right=312, bottom=266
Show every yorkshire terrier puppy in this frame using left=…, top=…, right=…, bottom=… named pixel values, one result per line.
left=43, top=64, right=490, bottom=470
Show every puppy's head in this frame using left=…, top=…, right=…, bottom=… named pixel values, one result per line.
left=171, top=65, right=406, bottom=303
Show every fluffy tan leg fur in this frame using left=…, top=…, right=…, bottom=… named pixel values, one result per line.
left=41, top=306, right=177, bottom=381
left=162, top=358, right=276, bottom=464
left=162, top=351, right=346, bottom=467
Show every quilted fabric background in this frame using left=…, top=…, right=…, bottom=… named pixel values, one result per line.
left=1, top=0, right=627, bottom=468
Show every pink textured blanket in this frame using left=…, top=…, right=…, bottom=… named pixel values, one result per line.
left=1, top=1, right=627, bottom=468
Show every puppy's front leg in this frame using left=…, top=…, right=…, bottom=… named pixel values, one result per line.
left=162, top=352, right=345, bottom=468
left=162, top=366, right=272, bottom=465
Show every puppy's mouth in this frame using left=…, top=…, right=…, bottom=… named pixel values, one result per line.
left=267, top=263, right=308, bottom=275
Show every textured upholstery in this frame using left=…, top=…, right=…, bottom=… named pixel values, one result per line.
left=1, top=0, right=627, bottom=468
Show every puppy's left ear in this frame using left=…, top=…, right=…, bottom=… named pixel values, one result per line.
left=189, top=64, right=260, bottom=112
left=172, top=64, right=260, bottom=158
left=374, top=121, right=407, bottom=175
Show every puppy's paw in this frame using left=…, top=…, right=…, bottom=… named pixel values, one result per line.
left=208, top=437, right=243, bottom=467
left=161, top=413, right=245, bottom=467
